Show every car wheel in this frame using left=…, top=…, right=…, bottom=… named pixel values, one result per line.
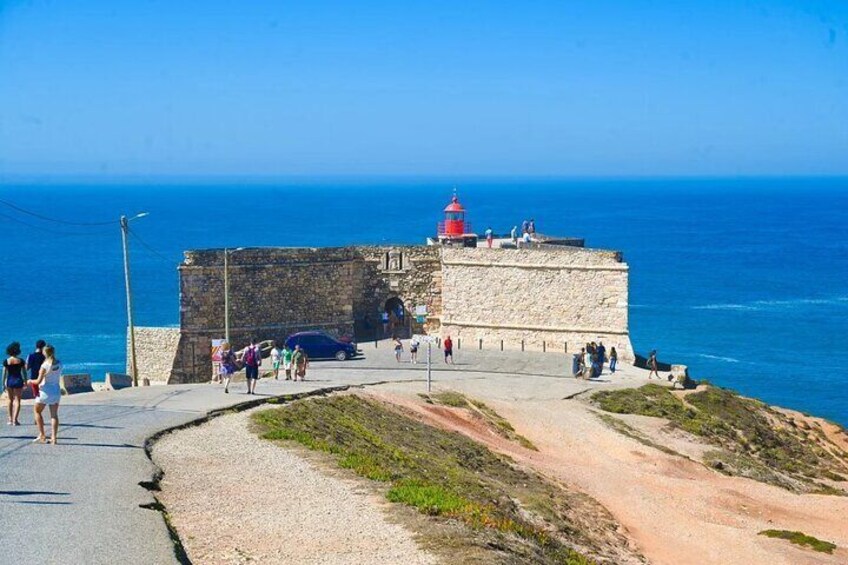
left=335, top=350, right=348, bottom=361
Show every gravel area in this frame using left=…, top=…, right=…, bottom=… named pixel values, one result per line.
left=152, top=407, right=437, bottom=565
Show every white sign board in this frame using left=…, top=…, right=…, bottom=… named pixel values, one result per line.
left=413, top=334, right=438, bottom=344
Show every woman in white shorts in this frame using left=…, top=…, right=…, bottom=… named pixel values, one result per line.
left=28, top=344, right=62, bottom=445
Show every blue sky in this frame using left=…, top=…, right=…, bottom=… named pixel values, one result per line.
left=1, top=1, right=846, bottom=178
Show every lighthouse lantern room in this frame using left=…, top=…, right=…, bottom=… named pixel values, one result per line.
left=435, top=192, right=478, bottom=246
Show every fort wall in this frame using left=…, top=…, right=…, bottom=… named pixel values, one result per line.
left=440, top=246, right=631, bottom=357
left=163, top=242, right=631, bottom=383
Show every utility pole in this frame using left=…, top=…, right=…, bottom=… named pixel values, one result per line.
left=120, top=215, right=140, bottom=387
left=120, top=212, right=149, bottom=387
left=224, top=248, right=230, bottom=344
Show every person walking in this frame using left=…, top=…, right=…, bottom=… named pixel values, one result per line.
left=221, top=343, right=237, bottom=393
left=28, top=344, right=61, bottom=444
left=510, top=225, right=518, bottom=245
left=393, top=336, right=404, bottom=362
left=443, top=335, right=454, bottom=364
left=409, top=335, right=419, bottom=364
left=242, top=339, right=262, bottom=394
left=26, top=340, right=46, bottom=399
left=281, top=343, right=293, bottom=380
left=648, top=350, right=659, bottom=379
left=583, top=344, right=594, bottom=380
left=3, top=342, right=26, bottom=426
left=485, top=227, right=493, bottom=248
left=270, top=341, right=282, bottom=380
left=521, top=219, right=529, bottom=235
left=292, top=345, right=309, bottom=381
left=609, top=347, right=618, bottom=374
left=596, top=342, right=606, bottom=376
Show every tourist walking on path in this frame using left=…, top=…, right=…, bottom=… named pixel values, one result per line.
left=28, top=344, right=61, bottom=444
left=609, top=347, right=618, bottom=374
left=221, top=343, right=237, bottom=394
left=281, top=344, right=293, bottom=380
left=443, top=335, right=454, bottom=364
left=393, top=336, right=404, bottom=362
left=409, top=336, right=419, bottom=364
left=3, top=342, right=26, bottom=425
left=270, top=342, right=282, bottom=380
left=242, top=339, right=262, bottom=394
left=596, top=342, right=606, bottom=376
left=648, top=350, right=659, bottom=379
left=485, top=227, right=493, bottom=248
left=583, top=345, right=594, bottom=380
left=292, top=345, right=309, bottom=381
left=577, top=347, right=586, bottom=377
left=26, top=340, right=46, bottom=399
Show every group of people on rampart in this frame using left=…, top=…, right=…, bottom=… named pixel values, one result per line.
left=2, top=339, right=62, bottom=444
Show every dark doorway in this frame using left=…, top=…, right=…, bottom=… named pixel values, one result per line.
left=384, top=297, right=409, bottom=338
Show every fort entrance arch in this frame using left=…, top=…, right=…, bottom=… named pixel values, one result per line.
left=384, top=296, right=410, bottom=338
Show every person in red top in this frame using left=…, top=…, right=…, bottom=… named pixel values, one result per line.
left=443, top=335, right=454, bottom=364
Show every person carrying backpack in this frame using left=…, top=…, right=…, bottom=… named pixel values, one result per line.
left=242, top=338, right=262, bottom=394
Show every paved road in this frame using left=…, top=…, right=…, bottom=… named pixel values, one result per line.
left=0, top=346, right=650, bottom=564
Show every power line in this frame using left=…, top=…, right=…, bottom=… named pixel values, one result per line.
left=0, top=209, right=112, bottom=237
left=127, top=226, right=173, bottom=264
left=0, top=198, right=118, bottom=226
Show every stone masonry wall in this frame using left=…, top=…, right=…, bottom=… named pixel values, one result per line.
left=128, top=327, right=181, bottom=383
left=439, top=246, right=633, bottom=358
left=170, top=242, right=631, bottom=383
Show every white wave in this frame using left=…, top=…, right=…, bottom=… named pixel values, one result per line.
left=63, top=362, right=119, bottom=369
left=696, top=353, right=741, bottom=364
left=43, top=333, right=122, bottom=340
left=692, top=303, right=759, bottom=311
left=693, top=296, right=848, bottom=311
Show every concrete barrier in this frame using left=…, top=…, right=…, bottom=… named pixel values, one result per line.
left=105, top=373, right=133, bottom=390
left=60, top=373, right=94, bottom=395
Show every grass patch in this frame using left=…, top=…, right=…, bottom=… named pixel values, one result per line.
left=593, top=385, right=848, bottom=493
left=758, top=530, right=836, bottom=554
left=424, top=391, right=539, bottom=451
left=254, top=395, right=636, bottom=564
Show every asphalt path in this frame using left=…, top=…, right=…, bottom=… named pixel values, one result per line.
left=0, top=346, right=646, bottom=564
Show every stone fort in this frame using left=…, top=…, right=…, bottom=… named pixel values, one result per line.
left=139, top=239, right=632, bottom=384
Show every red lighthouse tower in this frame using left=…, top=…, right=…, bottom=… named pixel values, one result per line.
left=436, top=192, right=477, bottom=246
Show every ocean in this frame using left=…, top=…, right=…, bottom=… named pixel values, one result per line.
left=1, top=178, right=846, bottom=425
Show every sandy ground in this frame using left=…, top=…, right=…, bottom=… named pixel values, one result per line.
left=152, top=408, right=437, bottom=565
left=365, top=380, right=848, bottom=565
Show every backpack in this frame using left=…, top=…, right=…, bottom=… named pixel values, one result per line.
left=244, top=346, right=258, bottom=367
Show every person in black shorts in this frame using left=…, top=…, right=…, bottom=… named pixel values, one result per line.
left=443, top=335, right=454, bottom=364
left=3, top=342, right=26, bottom=425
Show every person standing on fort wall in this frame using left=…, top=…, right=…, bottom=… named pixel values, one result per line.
left=510, top=225, right=518, bottom=245
left=485, top=227, right=493, bottom=248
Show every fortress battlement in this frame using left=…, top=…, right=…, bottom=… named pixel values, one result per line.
left=151, top=242, right=631, bottom=384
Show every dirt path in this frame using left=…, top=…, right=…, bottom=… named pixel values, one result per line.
left=152, top=408, right=437, bottom=565
left=365, top=384, right=848, bottom=565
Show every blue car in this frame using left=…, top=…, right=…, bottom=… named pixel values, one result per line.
left=285, top=331, right=358, bottom=361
